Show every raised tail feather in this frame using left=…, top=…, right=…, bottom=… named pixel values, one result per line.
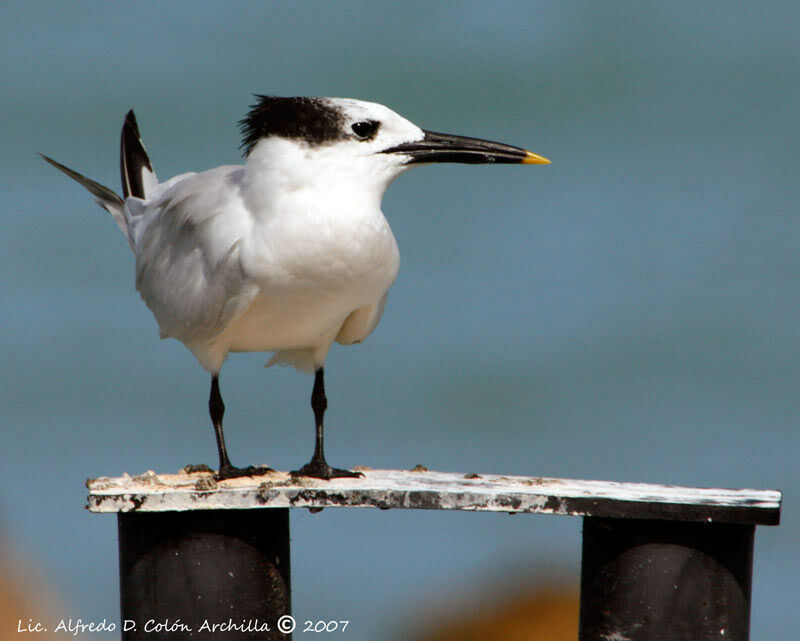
left=40, top=109, right=156, bottom=250
left=39, top=153, right=123, bottom=212
left=39, top=152, right=133, bottom=247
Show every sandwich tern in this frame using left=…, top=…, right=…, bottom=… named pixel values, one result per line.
left=41, top=95, right=549, bottom=479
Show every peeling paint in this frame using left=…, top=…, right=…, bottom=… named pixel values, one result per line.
left=84, top=468, right=781, bottom=524
left=194, top=478, right=218, bottom=492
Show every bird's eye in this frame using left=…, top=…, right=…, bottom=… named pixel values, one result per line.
left=351, top=120, right=380, bottom=140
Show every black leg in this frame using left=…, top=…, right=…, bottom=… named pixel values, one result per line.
left=209, top=375, right=272, bottom=480
left=291, top=367, right=362, bottom=479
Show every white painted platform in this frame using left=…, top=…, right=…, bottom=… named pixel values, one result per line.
left=86, top=468, right=782, bottom=525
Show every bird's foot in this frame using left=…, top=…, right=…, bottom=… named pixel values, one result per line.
left=291, top=459, right=364, bottom=480
left=216, top=464, right=273, bottom=480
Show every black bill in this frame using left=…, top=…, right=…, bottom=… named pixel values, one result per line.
left=383, top=130, right=550, bottom=165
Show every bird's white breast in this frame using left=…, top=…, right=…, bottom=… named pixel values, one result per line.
left=228, top=189, right=400, bottom=353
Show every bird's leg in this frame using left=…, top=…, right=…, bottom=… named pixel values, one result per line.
left=291, top=367, right=363, bottom=480
left=210, top=375, right=232, bottom=470
left=209, top=375, right=271, bottom=480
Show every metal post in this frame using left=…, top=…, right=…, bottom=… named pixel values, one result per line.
left=118, top=508, right=291, bottom=640
left=579, top=517, right=754, bottom=641
left=90, top=469, right=779, bottom=640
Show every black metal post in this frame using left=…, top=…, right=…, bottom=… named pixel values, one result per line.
left=579, top=517, right=754, bottom=641
left=118, top=508, right=291, bottom=640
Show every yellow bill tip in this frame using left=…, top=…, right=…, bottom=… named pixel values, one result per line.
left=522, top=151, right=551, bottom=165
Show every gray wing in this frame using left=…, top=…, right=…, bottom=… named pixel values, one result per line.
left=132, top=168, right=255, bottom=343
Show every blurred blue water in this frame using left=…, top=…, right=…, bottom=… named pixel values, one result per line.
left=2, top=2, right=799, bottom=639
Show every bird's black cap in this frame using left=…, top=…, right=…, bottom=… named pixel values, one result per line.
left=239, top=96, right=346, bottom=156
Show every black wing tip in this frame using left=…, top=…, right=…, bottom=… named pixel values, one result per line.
left=120, top=107, right=153, bottom=199
left=123, top=109, right=138, bottom=130
left=121, top=109, right=143, bottom=146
